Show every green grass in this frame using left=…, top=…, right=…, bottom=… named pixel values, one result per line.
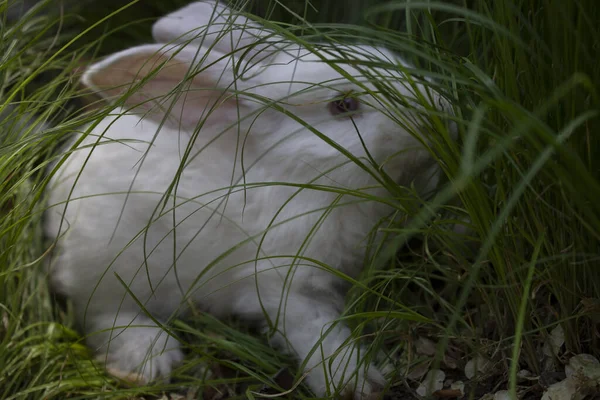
left=1, top=0, right=599, bottom=398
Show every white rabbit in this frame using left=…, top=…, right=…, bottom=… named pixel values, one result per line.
left=44, top=1, right=452, bottom=398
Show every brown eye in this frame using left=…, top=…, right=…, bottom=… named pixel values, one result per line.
left=328, top=94, right=360, bottom=116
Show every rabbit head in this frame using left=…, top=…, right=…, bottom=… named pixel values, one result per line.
left=82, top=1, right=453, bottom=196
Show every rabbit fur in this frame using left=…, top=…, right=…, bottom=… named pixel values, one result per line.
left=44, top=1, right=453, bottom=398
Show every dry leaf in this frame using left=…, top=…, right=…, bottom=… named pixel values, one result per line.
left=465, top=355, right=492, bottom=379
left=493, top=390, right=516, bottom=400
left=416, top=337, right=437, bottom=356
left=543, top=325, right=565, bottom=357
left=416, top=369, right=445, bottom=397
left=517, top=369, right=534, bottom=382
left=450, top=381, right=465, bottom=398
left=566, top=354, right=600, bottom=381
left=408, top=361, right=432, bottom=381
left=444, top=355, right=459, bottom=370
left=540, top=378, right=579, bottom=400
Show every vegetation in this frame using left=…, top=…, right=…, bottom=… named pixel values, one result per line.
left=0, top=0, right=598, bottom=398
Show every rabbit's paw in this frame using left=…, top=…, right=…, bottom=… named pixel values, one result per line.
left=305, top=354, right=385, bottom=399
left=91, top=316, right=183, bottom=385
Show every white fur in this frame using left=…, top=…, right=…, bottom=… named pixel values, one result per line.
left=44, top=2, right=451, bottom=398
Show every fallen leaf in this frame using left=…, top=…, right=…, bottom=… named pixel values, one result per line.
left=543, top=325, right=565, bottom=358
left=416, top=337, right=437, bottom=356
left=566, top=354, right=600, bottom=381
left=517, top=369, right=534, bottom=382
left=408, top=360, right=432, bottom=381
left=417, top=369, right=445, bottom=397
left=493, top=390, right=516, bottom=400
left=465, top=355, right=492, bottom=379
left=540, top=378, right=579, bottom=400
left=450, top=381, right=465, bottom=398
left=443, top=355, right=459, bottom=370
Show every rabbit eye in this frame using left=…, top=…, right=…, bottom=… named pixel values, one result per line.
left=328, top=94, right=360, bottom=116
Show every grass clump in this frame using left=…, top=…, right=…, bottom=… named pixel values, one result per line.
left=0, top=0, right=599, bottom=399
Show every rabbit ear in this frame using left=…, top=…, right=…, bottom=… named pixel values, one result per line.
left=152, top=1, right=281, bottom=63
left=82, top=43, right=245, bottom=129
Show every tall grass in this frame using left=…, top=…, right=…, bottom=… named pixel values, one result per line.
left=0, top=0, right=598, bottom=398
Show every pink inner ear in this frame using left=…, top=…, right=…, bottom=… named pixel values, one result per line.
left=86, top=51, right=193, bottom=101
left=167, top=77, right=240, bottom=130
left=86, top=49, right=240, bottom=130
